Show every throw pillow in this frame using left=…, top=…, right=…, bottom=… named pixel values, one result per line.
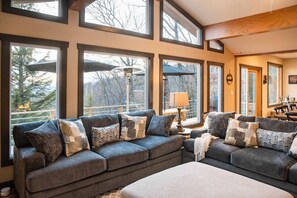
left=208, top=112, right=235, bottom=139
left=120, top=114, right=147, bottom=141
left=92, top=123, right=120, bottom=148
left=256, top=128, right=297, bottom=153
left=59, top=119, right=90, bottom=157
left=25, top=120, right=62, bottom=165
left=146, top=115, right=176, bottom=137
left=289, top=136, right=297, bottom=159
left=224, top=119, right=259, bottom=148
left=203, top=112, right=223, bottom=129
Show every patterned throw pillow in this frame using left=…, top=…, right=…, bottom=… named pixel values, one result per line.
left=25, top=120, right=63, bottom=165
left=120, top=114, right=147, bottom=141
left=92, top=123, right=120, bottom=148
left=146, top=115, right=176, bottom=137
left=289, top=137, right=297, bottom=159
left=257, top=128, right=297, bottom=153
left=59, top=119, right=90, bottom=157
left=224, top=119, right=259, bottom=148
left=208, top=112, right=235, bottom=139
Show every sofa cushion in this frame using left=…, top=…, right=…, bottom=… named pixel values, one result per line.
left=131, top=135, right=184, bottom=159
left=92, top=123, right=120, bottom=148
left=289, top=163, right=297, bottom=184
left=255, top=117, right=297, bottom=132
left=120, top=114, right=147, bottom=140
left=231, top=147, right=297, bottom=180
left=256, top=128, right=296, bottom=153
left=25, top=120, right=63, bottom=165
left=205, top=139, right=241, bottom=163
left=208, top=112, right=235, bottom=139
left=93, top=141, right=148, bottom=171
left=26, top=150, right=106, bottom=193
left=80, top=114, right=120, bottom=145
left=224, top=119, right=258, bottom=148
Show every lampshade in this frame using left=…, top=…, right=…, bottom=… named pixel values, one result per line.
left=169, top=92, right=189, bottom=107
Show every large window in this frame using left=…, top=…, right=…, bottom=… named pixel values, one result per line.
left=160, top=55, right=203, bottom=126
left=268, top=62, right=283, bottom=107
left=2, top=0, right=68, bottom=23
left=81, top=0, right=154, bottom=39
left=78, top=45, right=153, bottom=116
left=208, top=62, right=224, bottom=112
left=1, top=34, right=68, bottom=166
left=161, top=0, right=203, bottom=48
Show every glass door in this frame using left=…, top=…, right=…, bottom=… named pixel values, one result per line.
left=241, top=66, right=261, bottom=116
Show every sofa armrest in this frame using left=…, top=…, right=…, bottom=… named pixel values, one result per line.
left=190, top=127, right=208, bottom=138
left=14, top=147, right=45, bottom=198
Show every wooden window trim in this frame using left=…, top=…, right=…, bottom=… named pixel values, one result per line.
left=79, top=0, right=154, bottom=40
left=0, top=33, right=68, bottom=167
left=77, top=44, right=154, bottom=117
left=267, top=62, right=283, bottom=108
left=2, top=0, right=68, bottom=24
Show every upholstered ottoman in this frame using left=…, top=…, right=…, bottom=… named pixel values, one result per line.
left=120, top=162, right=293, bottom=198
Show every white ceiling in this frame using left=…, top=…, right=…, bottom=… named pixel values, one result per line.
left=173, top=0, right=297, bottom=59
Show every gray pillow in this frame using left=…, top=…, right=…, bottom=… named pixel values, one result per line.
left=289, top=137, right=297, bottom=159
left=25, top=120, right=63, bottom=165
left=257, top=128, right=297, bottom=153
left=147, top=115, right=176, bottom=137
left=92, top=123, right=120, bottom=148
left=208, top=112, right=235, bottom=139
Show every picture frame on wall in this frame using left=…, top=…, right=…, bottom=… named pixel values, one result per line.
left=288, top=75, right=297, bottom=84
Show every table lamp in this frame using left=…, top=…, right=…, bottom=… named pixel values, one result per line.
left=169, top=92, right=189, bottom=132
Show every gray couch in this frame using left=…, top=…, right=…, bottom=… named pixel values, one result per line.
left=13, top=109, right=184, bottom=198
left=183, top=117, right=297, bottom=197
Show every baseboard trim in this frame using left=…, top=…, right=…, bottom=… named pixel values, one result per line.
left=0, top=180, right=14, bottom=189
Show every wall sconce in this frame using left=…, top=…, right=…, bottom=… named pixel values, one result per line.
left=263, top=75, right=267, bottom=84
left=226, top=70, right=233, bottom=85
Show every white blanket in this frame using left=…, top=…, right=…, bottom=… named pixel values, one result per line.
left=194, top=133, right=218, bottom=161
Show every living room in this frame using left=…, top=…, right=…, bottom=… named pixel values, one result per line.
left=0, top=0, right=297, bottom=197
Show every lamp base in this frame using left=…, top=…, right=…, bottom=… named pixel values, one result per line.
left=176, top=124, right=184, bottom=132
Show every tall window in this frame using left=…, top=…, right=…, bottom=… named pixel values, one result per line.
left=268, top=62, right=283, bottom=106
left=78, top=45, right=153, bottom=116
left=160, top=55, right=203, bottom=125
left=208, top=62, right=224, bottom=112
left=161, top=0, right=203, bottom=48
left=81, top=0, right=153, bottom=38
left=2, top=0, right=68, bottom=23
left=1, top=35, right=68, bottom=166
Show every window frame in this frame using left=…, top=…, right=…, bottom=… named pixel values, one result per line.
left=0, top=33, right=68, bottom=167
left=77, top=44, right=154, bottom=117
left=207, top=40, right=225, bottom=54
left=159, top=54, right=204, bottom=127
left=267, top=62, right=283, bottom=107
left=207, top=61, right=224, bottom=112
left=79, top=0, right=154, bottom=40
left=2, top=0, right=68, bottom=24
left=160, top=0, right=204, bottom=49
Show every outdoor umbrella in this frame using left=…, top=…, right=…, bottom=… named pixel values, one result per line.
left=26, top=60, right=118, bottom=73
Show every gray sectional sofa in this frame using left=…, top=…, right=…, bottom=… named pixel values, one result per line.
left=13, top=109, right=184, bottom=198
left=183, top=116, right=297, bottom=197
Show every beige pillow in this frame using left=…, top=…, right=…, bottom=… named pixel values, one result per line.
left=59, top=119, right=90, bottom=157
left=120, top=114, right=147, bottom=141
left=224, top=118, right=259, bottom=148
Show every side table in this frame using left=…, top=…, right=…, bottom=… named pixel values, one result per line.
left=178, top=128, right=192, bottom=139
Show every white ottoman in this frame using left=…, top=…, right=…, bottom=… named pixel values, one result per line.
left=121, top=162, right=293, bottom=198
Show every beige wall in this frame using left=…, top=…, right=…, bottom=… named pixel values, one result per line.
left=236, top=55, right=283, bottom=117
left=283, top=58, right=297, bottom=99
left=0, top=1, right=236, bottom=182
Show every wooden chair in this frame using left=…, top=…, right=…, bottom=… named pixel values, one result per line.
left=286, top=112, right=297, bottom=122
left=289, top=103, right=297, bottom=110
left=274, top=105, right=289, bottom=120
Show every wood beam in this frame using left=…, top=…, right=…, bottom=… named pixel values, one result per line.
left=69, top=0, right=95, bottom=11
left=205, top=5, right=297, bottom=41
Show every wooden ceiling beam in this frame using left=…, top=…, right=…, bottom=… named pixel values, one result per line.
left=69, top=0, right=95, bottom=11
left=205, top=5, right=297, bottom=41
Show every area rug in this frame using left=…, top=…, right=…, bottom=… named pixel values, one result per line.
left=96, top=187, right=122, bottom=198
